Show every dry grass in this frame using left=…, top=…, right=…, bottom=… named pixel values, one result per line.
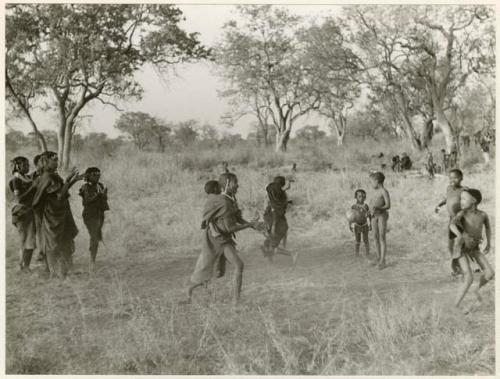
left=5, top=138, right=495, bottom=375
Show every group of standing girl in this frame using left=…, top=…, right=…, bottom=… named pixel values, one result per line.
left=8, top=152, right=109, bottom=278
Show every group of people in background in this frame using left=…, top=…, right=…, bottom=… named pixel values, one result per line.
left=8, top=152, right=109, bottom=278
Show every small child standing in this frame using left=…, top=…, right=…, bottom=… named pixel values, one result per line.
left=78, top=167, right=109, bottom=271
left=449, top=188, right=494, bottom=311
left=349, top=189, right=372, bottom=257
left=369, top=171, right=391, bottom=269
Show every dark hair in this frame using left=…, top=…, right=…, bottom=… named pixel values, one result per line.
left=84, top=167, right=101, bottom=181
left=273, top=176, right=286, bottom=187
left=463, top=188, right=482, bottom=204
left=11, top=156, right=29, bottom=174
left=204, top=180, right=221, bottom=195
left=39, top=151, right=58, bottom=172
left=449, top=168, right=463, bottom=179
left=369, top=171, right=385, bottom=184
left=219, top=172, right=237, bottom=190
left=33, top=154, right=42, bottom=166
left=354, top=189, right=366, bottom=198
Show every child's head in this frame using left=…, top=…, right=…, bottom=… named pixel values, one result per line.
left=369, top=171, right=385, bottom=188
left=84, top=167, right=101, bottom=183
left=39, top=151, right=58, bottom=172
left=33, top=154, right=42, bottom=169
left=460, top=188, right=482, bottom=210
left=11, top=156, right=29, bottom=175
left=219, top=172, right=238, bottom=195
left=354, top=189, right=366, bottom=203
left=204, top=180, right=221, bottom=195
left=273, top=176, right=286, bottom=187
left=448, top=169, right=463, bottom=187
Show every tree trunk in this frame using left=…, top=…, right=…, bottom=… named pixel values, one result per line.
left=434, top=106, right=455, bottom=153
left=395, top=90, right=423, bottom=150
left=420, top=118, right=434, bottom=149
left=62, top=120, right=74, bottom=170
left=57, top=121, right=65, bottom=169
left=275, top=129, right=290, bottom=152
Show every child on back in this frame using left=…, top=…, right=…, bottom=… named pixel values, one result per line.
left=435, top=169, right=466, bottom=276
left=349, top=189, right=372, bottom=257
left=449, top=188, right=493, bottom=311
left=369, top=171, right=391, bottom=269
left=201, top=180, right=221, bottom=232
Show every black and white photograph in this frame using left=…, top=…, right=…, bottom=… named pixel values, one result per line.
left=3, top=2, right=496, bottom=375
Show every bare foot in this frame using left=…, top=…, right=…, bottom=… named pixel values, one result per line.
left=378, top=262, right=386, bottom=270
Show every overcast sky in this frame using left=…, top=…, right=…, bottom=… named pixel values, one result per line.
left=8, top=5, right=343, bottom=138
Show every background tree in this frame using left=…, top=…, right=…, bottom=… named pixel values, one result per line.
left=217, top=5, right=321, bottom=152
left=347, top=4, right=494, bottom=152
left=300, top=18, right=363, bottom=146
left=6, top=4, right=210, bottom=169
left=173, top=120, right=199, bottom=147
left=295, top=125, right=326, bottom=144
left=114, top=112, right=163, bottom=151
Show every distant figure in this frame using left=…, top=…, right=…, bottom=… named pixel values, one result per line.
left=391, top=156, right=401, bottom=172
left=220, top=161, right=230, bottom=175
left=425, top=151, right=436, bottom=179
left=441, top=149, right=450, bottom=171
left=369, top=171, right=391, bottom=270
left=480, top=137, right=492, bottom=165
left=262, top=176, right=293, bottom=262
left=435, top=169, right=466, bottom=277
left=400, top=153, right=412, bottom=171
left=78, top=167, right=110, bottom=271
left=450, top=188, right=493, bottom=311
left=347, top=189, right=372, bottom=257
left=184, top=173, right=260, bottom=304
left=291, top=162, right=297, bottom=173
left=9, top=156, right=36, bottom=272
left=461, top=135, right=471, bottom=148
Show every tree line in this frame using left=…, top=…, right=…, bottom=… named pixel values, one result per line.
left=6, top=4, right=495, bottom=168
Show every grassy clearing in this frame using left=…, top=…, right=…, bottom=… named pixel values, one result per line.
left=5, top=139, right=495, bottom=374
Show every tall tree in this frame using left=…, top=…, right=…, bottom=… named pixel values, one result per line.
left=216, top=5, right=321, bottom=152
left=6, top=4, right=210, bottom=168
left=300, top=18, right=363, bottom=146
left=347, top=5, right=494, bottom=152
left=114, top=112, right=165, bottom=151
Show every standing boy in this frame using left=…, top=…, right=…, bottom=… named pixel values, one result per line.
left=449, top=188, right=493, bottom=311
left=369, top=171, right=391, bottom=269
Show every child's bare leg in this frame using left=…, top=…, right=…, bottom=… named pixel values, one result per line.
left=223, top=245, right=244, bottom=304
left=186, top=282, right=204, bottom=303
left=362, top=229, right=370, bottom=256
left=455, top=255, right=473, bottom=308
left=355, top=230, right=361, bottom=255
left=474, top=254, right=494, bottom=300
left=378, top=214, right=388, bottom=267
left=282, top=231, right=287, bottom=249
left=372, top=217, right=381, bottom=262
